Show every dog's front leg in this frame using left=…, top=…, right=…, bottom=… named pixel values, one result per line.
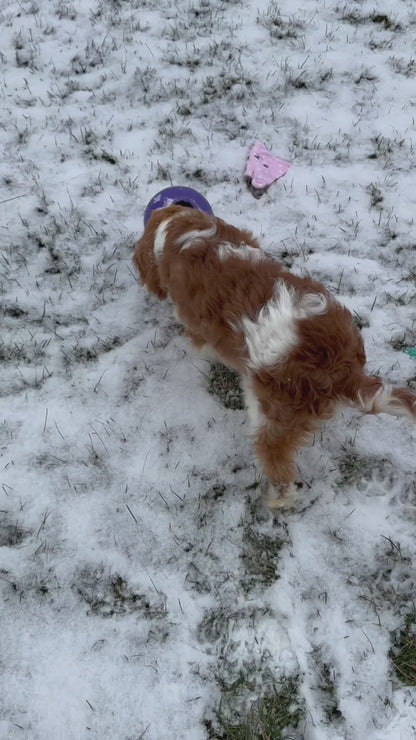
left=243, top=381, right=305, bottom=509
left=253, top=422, right=301, bottom=509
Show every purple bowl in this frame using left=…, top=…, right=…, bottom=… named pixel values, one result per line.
left=143, top=186, right=213, bottom=225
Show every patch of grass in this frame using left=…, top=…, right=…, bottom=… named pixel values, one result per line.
left=14, top=30, right=39, bottom=69
left=0, top=522, right=30, bottom=547
left=355, top=67, right=378, bottom=85
left=257, top=2, right=304, bottom=41
left=369, top=13, right=402, bottom=32
left=55, top=1, right=77, bottom=20
left=0, top=339, right=48, bottom=365
left=366, top=182, right=384, bottom=209
left=71, top=37, right=116, bottom=75
left=240, top=527, right=285, bottom=591
left=208, top=363, right=244, bottom=410
left=158, top=422, right=195, bottom=454
left=367, top=134, right=404, bottom=163
left=367, top=36, right=394, bottom=51
left=164, top=45, right=202, bottom=70
left=387, top=288, right=415, bottom=306
left=280, top=60, right=333, bottom=92
left=278, top=249, right=296, bottom=269
left=80, top=126, right=117, bottom=164
left=311, top=653, right=343, bottom=725
left=351, top=310, right=369, bottom=330
left=158, top=116, right=194, bottom=143
left=191, top=168, right=205, bottom=180
left=198, top=606, right=244, bottom=643
left=122, top=362, right=145, bottom=400
left=390, top=616, right=416, bottom=685
left=1, top=303, right=28, bottom=319
left=163, top=2, right=240, bottom=42
left=389, top=56, right=416, bottom=77
left=338, top=8, right=402, bottom=32
left=64, top=335, right=121, bottom=365
left=391, top=333, right=415, bottom=352
left=185, top=561, right=211, bottom=594
left=201, top=72, right=255, bottom=105
left=357, top=535, right=414, bottom=622
left=76, top=568, right=166, bottom=618
left=208, top=678, right=304, bottom=739
left=181, top=165, right=232, bottom=188
left=205, top=483, right=227, bottom=501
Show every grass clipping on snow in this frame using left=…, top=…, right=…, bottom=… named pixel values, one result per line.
left=0, top=0, right=416, bottom=738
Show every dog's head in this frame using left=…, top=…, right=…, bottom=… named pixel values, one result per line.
left=133, top=206, right=185, bottom=300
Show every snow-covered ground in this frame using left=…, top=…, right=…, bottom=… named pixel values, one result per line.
left=1, top=0, right=416, bottom=738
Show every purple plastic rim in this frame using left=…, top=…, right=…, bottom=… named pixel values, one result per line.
left=143, top=186, right=213, bottom=225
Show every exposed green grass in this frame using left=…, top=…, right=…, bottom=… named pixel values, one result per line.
left=390, top=616, right=416, bottom=686
left=338, top=8, right=402, bottom=31
left=257, top=2, right=304, bottom=41
left=76, top=568, right=166, bottom=619
left=208, top=363, right=245, bottom=410
left=240, top=527, right=285, bottom=592
left=208, top=678, right=304, bottom=739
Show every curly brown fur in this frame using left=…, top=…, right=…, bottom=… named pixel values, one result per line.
left=133, top=206, right=416, bottom=507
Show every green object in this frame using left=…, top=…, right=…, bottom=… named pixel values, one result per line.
left=405, top=347, right=416, bottom=358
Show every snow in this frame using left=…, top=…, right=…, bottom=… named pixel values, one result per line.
left=1, top=0, right=416, bottom=738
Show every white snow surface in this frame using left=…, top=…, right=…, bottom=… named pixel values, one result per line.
left=0, top=0, right=416, bottom=738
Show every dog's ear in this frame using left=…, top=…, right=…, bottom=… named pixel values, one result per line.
left=356, top=375, right=416, bottom=422
left=132, top=233, right=167, bottom=300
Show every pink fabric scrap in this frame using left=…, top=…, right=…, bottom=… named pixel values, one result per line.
left=245, top=142, right=291, bottom=189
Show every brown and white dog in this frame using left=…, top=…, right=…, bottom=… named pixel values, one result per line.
left=133, top=205, right=416, bottom=507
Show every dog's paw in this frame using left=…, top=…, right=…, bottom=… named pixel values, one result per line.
left=264, top=482, right=297, bottom=510
left=197, top=344, right=222, bottom=363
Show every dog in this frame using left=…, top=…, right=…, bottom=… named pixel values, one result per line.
left=133, top=205, right=416, bottom=507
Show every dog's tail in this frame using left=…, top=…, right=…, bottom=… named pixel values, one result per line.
left=355, top=375, right=416, bottom=422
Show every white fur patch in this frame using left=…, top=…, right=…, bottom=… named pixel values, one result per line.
left=176, top=225, right=217, bottom=251
left=153, top=218, right=172, bottom=259
left=241, top=282, right=327, bottom=370
left=242, top=381, right=266, bottom=431
left=217, top=242, right=263, bottom=262
left=242, top=283, right=297, bottom=369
